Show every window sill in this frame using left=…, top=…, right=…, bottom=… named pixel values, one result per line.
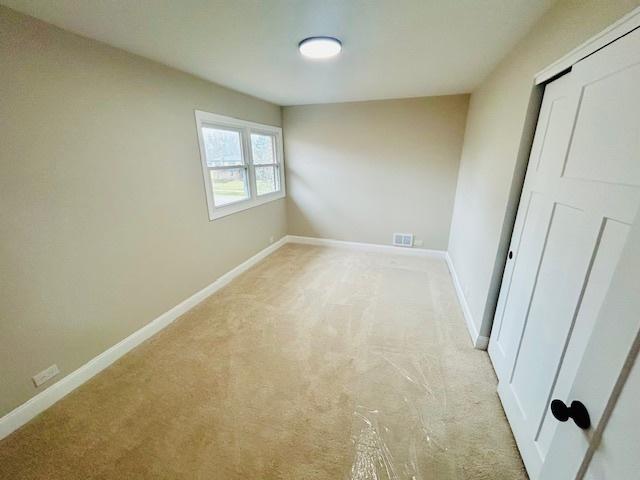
left=209, top=191, right=285, bottom=220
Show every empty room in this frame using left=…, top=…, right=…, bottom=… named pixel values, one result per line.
left=1, top=1, right=639, bottom=478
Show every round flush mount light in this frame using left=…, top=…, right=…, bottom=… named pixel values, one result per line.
left=298, top=36, right=342, bottom=59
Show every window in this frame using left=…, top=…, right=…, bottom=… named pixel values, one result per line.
left=251, top=133, right=280, bottom=196
left=202, top=127, right=250, bottom=206
left=195, top=111, right=285, bottom=220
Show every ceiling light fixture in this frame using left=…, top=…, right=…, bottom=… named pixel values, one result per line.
left=298, top=36, right=342, bottom=59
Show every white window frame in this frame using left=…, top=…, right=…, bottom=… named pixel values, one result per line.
left=194, top=110, right=285, bottom=220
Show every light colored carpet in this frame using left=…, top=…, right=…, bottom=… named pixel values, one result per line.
left=0, top=244, right=527, bottom=479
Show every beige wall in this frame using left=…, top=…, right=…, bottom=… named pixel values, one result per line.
left=0, top=7, right=285, bottom=416
left=283, top=96, right=469, bottom=249
left=448, top=0, right=640, bottom=339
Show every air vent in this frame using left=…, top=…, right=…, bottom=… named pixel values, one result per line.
left=392, top=233, right=413, bottom=248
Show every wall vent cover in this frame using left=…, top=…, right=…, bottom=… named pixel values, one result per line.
left=393, top=233, right=414, bottom=247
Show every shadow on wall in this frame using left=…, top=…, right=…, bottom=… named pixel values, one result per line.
left=483, top=85, right=545, bottom=338
left=285, top=164, right=371, bottom=241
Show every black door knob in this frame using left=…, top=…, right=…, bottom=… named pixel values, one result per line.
left=550, top=399, right=591, bottom=429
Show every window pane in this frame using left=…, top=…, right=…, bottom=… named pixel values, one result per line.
left=202, top=127, right=243, bottom=167
left=256, top=165, right=278, bottom=196
left=250, top=134, right=276, bottom=165
left=210, top=168, right=250, bottom=206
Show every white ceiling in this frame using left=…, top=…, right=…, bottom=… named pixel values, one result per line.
left=3, top=0, right=556, bottom=105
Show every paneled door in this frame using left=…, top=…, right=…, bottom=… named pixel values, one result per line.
left=488, top=27, right=640, bottom=479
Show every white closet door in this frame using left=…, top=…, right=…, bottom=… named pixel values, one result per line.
left=582, top=357, right=640, bottom=480
left=488, top=27, right=640, bottom=479
left=541, top=207, right=640, bottom=480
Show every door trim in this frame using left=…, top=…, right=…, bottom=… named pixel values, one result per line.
left=535, top=6, right=640, bottom=84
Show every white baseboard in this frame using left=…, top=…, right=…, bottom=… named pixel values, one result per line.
left=0, top=236, right=288, bottom=441
left=286, top=235, right=446, bottom=258
left=444, top=253, right=489, bottom=350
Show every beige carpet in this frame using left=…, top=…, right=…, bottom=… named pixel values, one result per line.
left=0, top=244, right=526, bottom=479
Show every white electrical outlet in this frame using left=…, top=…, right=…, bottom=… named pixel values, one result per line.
left=32, top=364, right=60, bottom=387
left=414, top=239, right=424, bottom=247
